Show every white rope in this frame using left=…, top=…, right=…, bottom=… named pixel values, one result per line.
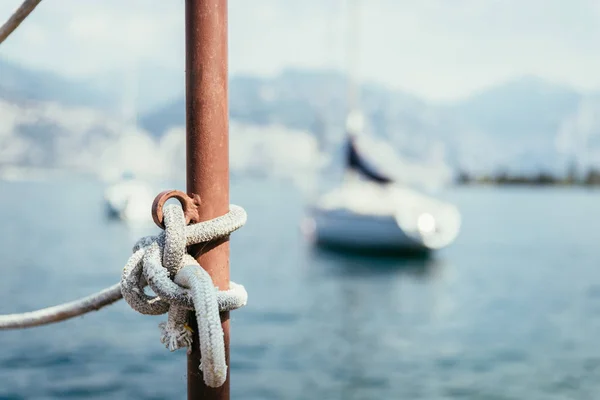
left=0, top=203, right=248, bottom=388
left=0, top=284, right=123, bottom=329
left=0, top=0, right=43, bottom=45
left=120, top=204, right=247, bottom=387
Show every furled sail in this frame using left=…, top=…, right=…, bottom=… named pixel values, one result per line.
left=345, top=134, right=394, bottom=184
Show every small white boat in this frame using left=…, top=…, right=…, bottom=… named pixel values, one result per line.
left=303, top=178, right=461, bottom=253
left=303, top=111, right=461, bottom=254
left=104, top=174, right=155, bottom=223
left=303, top=0, right=460, bottom=254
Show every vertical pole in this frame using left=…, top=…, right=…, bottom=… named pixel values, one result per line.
left=185, top=0, right=230, bottom=399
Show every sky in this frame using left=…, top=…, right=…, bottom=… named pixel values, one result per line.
left=1, top=0, right=600, bottom=102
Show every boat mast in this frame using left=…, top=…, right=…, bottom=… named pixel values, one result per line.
left=347, top=0, right=359, bottom=113
left=342, top=0, right=365, bottom=182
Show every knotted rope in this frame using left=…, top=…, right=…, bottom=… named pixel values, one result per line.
left=0, top=1, right=249, bottom=389
left=0, top=202, right=248, bottom=389
left=121, top=203, right=247, bottom=387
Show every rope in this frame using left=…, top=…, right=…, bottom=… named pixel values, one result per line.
left=0, top=284, right=123, bottom=329
left=0, top=0, right=43, bottom=45
left=121, top=204, right=247, bottom=387
left=0, top=203, right=248, bottom=388
left=0, top=0, right=247, bottom=389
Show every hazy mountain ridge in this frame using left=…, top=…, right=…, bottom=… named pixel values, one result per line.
left=0, top=58, right=113, bottom=110
left=2, top=59, right=599, bottom=184
left=141, top=68, right=597, bottom=178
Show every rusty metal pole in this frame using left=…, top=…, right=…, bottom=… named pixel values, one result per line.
left=185, top=0, right=231, bottom=398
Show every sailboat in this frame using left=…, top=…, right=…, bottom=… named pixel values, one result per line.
left=302, top=125, right=461, bottom=253
left=301, top=0, right=461, bottom=254
left=104, top=171, right=156, bottom=223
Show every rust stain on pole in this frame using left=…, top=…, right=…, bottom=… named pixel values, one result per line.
left=185, top=0, right=230, bottom=398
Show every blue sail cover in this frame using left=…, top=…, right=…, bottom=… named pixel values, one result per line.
left=345, top=134, right=394, bottom=184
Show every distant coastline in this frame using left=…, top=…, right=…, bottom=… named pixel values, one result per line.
left=456, top=168, right=600, bottom=186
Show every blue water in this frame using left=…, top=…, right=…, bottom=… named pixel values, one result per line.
left=1, top=178, right=600, bottom=399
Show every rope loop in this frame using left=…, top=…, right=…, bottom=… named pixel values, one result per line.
left=120, top=203, right=248, bottom=388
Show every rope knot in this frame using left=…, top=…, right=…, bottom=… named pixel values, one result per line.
left=120, top=202, right=247, bottom=388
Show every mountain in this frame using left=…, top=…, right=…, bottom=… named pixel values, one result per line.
left=452, top=75, right=582, bottom=137
left=447, top=76, right=585, bottom=175
left=140, top=69, right=593, bottom=177
left=0, top=57, right=184, bottom=118
left=140, top=68, right=426, bottom=138
left=141, top=69, right=346, bottom=138
left=0, top=63, right=323, bottom=184
left=83, top=64, right=185, bottom=116
left=3, top=58, right=600, bottom=185
left=0, top=58, right=112, bottom=110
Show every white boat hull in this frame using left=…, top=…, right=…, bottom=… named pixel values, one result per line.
left=304, top=209, right=429, bottom=252
left=303, top=181, right=461, bottom=253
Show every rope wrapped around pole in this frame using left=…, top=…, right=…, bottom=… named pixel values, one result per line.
left=121, top=204, right=247, bottom=387
left=0, top=203, right=248, bottom=388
